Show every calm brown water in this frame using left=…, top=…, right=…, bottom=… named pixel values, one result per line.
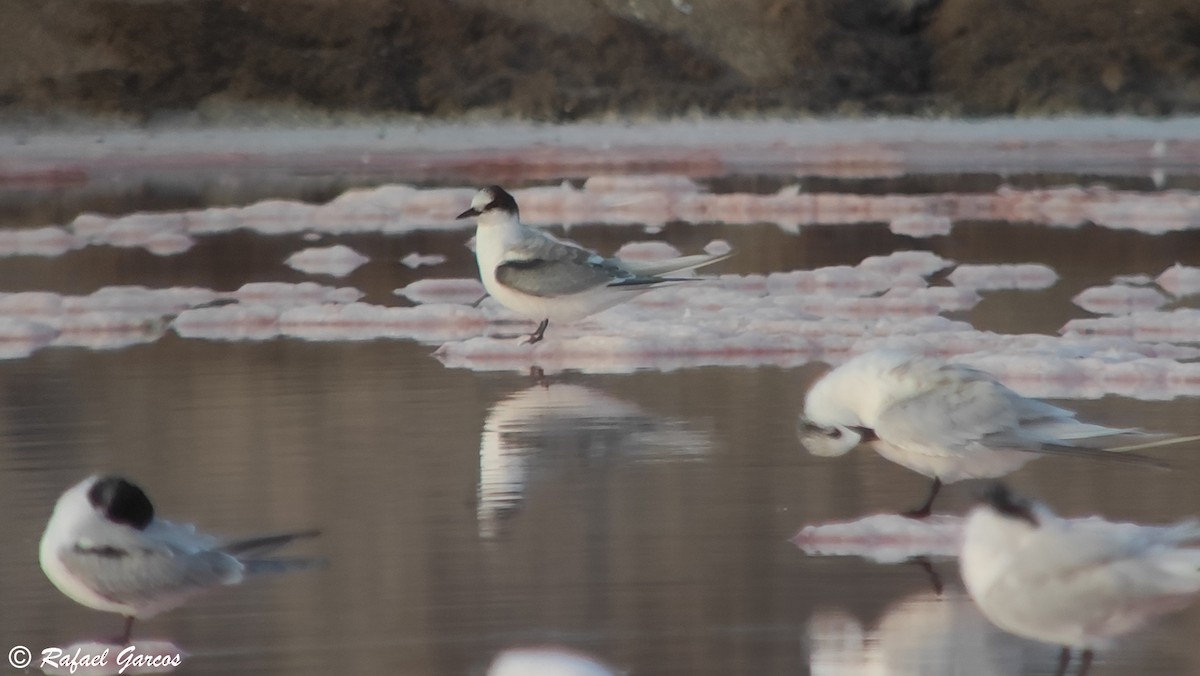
left=2, top=165, right=1200, bottom=676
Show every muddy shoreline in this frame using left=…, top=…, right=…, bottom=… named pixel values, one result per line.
left=3, top=0, right=1199, bottom=124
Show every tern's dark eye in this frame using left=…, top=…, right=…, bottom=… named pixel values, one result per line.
left=828, top=428, right=842, bottom=439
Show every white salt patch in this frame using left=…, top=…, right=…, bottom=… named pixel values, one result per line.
left=857, top=251, right=953, bottom=278
left=0, top=318, right=58, bottom=359
left=947, top=263, right=1059, bottom=290
left=889, top=213, right=953, bottom=238
left=53, top=312, right=168, bottom=350
left=704, top=239, right=733, bottom=256
left=63, top=286, right=219, bottom=316
left=46, top=182, right=1200, bottom=257
left=792, top=514, right=964, bottom=563
left=796, top=510, right=1200, bottom=568
left=1156, top=263, right=1200, bottom=298
left=0, top=226, right=80, bottom=257
left=279, top=302, right=488, bottom=344
left=399, top=252, right=447, bottom=269
left=143, top=232, right=196, bottom=256
left=1072, top=284, right=1168, bottom=315
left=394, top=278, right=486, bottom=306
left=230, top=282, right=363, bottom=308
left=67, top=213, right=112, bottom=240
left=0, top=292, right=64, bottom=318
left=614, top=240, right=682, bottom=261
left=487, top=647, right=617, bottom=676
left=284, top=244, right=369, bottom=277
left=238, top=199, right=317, bottom=235
left=173, top=305, right=281, bottom=341
left=1112, top=273, right=1155, bottom=285
left=765, top=267, right=896, bottom=297
left=882, top=286, right=981, bottom=313
left=582, top=174, right=701, bottom=193
left=71, top=211, right=195, bottom=255
left=1080, top=188, right=1200, bottom=233
left=1061, top=309, right=1200, bottom=344
left=779, top=295, right=940, bottom=319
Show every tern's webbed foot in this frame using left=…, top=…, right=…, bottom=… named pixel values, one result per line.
left=521, top=319, right=549, bottom=345
left=901, top=505, right=934, bottom=520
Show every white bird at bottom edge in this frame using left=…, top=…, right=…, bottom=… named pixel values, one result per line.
left=40, top=474, right=321, bottom=645
left=960, top=482, right=1200, bottom=676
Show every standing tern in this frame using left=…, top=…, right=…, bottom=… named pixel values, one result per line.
left=40, top=474, right=320, bottom=644
left=797, top=350, right=1170, bottom=517
left=960, top=483, right=1200, bottom=676
left=457, top=185, right=732, bottom=344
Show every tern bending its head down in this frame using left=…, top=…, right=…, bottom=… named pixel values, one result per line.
left=961, top=483, right=1200, bottom=676
left=457, top=185, right=732, bottom=344
left=797, top=350, right=1167, bottom=518
left=40, top=474, right=321, bottom=644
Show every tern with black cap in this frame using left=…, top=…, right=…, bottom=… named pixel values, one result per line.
left=39, top=474, right=320, bottom=644
left=457, top=185, right=732, bottom=344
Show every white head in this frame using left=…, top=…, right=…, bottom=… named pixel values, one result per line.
left=796, top=363, right=873, bottom=458
left=457, top=185, right=520, bottom=224
left=796, top=350, right=927, bottom=457
left=796, top=417, right=867, bottom=457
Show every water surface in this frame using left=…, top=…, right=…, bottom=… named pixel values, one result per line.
left=2, top=159, right=1200, bottom=676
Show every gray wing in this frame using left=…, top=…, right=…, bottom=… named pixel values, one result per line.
left=59, top=539, right=243, bottom=608
left=876, top=368, right=1158, bottom=464
left=496, top=236, right=651, bottom=298
left=875, top=374, right=1022, bottom=458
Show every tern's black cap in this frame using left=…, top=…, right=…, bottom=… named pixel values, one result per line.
left=88, top=475, right=155, bottom=530
left=979, top=481, right=1039, bottom=527
left=457, top=185, right=519, bottom=220
left=481, top=185, right=518, bottom=215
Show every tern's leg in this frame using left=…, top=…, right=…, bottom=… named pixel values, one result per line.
left=1077, top=650, right=1093, bottom=676
left=902, top=477, right=942, bottom=519
left=117, top=616, right=135, bottom=645
left=470, top=294, right=489, bottom=308
left=525, top=319, right=549, bottom=345
left=910, top=557, right=943, bottom=595
left=1054, top=647, right=1071, bottom=676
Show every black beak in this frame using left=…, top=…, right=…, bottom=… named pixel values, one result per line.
left=456, top=207, right=480, bottom=219
left=797, top=418, right=830, bottom=435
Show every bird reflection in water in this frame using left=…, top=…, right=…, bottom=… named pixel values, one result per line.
left=807, top=591, right=1058, bottom=676
left=792, top=513, right=965, bottom=594
left=477, top=383, right=711, bottom=538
